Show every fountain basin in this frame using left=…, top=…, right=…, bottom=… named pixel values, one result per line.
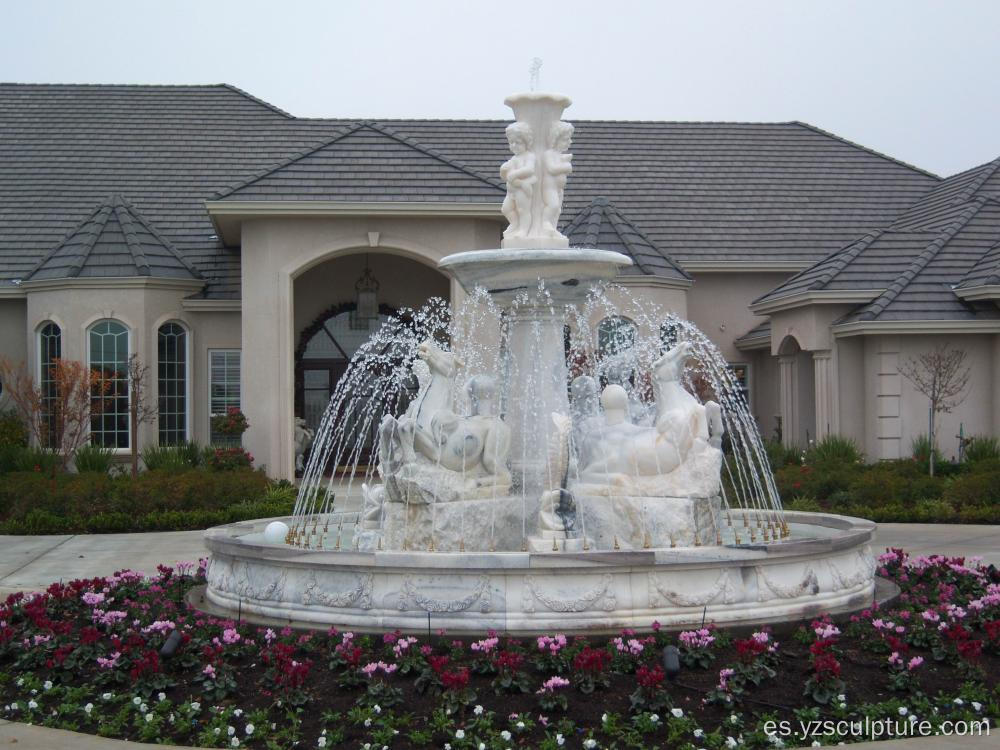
left=203, top=510, right=877, bottom=634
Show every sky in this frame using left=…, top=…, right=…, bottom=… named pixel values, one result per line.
left=3, top=0, right=999, bottom=177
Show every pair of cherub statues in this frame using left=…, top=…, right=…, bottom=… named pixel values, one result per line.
left=500, top=119, right=574, bottom=242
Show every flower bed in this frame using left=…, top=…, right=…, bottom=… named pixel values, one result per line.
left=1, top=552, right=997, bottom=748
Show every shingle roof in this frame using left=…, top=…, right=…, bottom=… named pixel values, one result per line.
left=25, top=194, right=202, bottom=282
left=562, top=197, right=690, bottom=282
left=215, top=121, right=505, bottom=202
left=955, top=240, right=1000, bottom=289
left=755, top=157, right=1000, bottom=322
left=0, top=83, right=944, bottom=298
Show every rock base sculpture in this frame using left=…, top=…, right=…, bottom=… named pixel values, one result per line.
left=576, top=495, right=721, bottom=550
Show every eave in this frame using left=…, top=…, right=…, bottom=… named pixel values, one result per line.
left=749, top=289, right=884, bottom=315
left=832, top=319, right=1000, bottom=337
left=683, top=261, right=809, bottom=273
left=613, top=274, right=693, bottom=291
left=181, top=297, right=241, bottom=311
left=734, top=333, right=771, bottom=351
left=17, top=277, right=205, bottom=294
left=952, top=284, right=1000, bottom=302
left=205, top=200, right=504, bottom=246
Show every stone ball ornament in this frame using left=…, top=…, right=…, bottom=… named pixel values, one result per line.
left=262, top=521, right=290, bottom=545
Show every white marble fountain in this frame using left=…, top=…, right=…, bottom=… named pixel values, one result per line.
left=202, top=91, right=876, bottom=633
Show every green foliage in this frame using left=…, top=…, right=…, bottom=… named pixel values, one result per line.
left=911, top=433, right=949, bottom=473
left=206, top=446, right=254, bottom=471
left=0, top=445, right=62, bottom=475
left=141, top=441, right=203, bottom=471
left=963, top=436, right=1000, bottom=464
left=764, top=439, right=800, bottom=469
left=73, top=442, right=115, bottom=474
left=0, top=409, right=28, bottom=448
left=0, top=468, right=278, bottom=533
left=784, top=495, right=822, bottom=512
left=943, top=466, right=1000, bottom=509
left=804, top=435, right=863, bottom=466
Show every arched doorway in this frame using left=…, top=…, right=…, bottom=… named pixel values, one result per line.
left=777, top=335, right=816, bottom=447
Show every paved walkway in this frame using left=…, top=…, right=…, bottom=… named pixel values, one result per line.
left=1, top=522, right=998, bottom=599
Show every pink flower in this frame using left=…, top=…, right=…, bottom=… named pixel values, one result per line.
left=888, top=652, right=903, bottom=668
left=537, top=634, right=567, bottom=654
left=96, top=652, right=121, bottom=669
left=202, top=664, right=216, bottom=678
left=718, top=667, right=735, bottom=691
left=470, top=636, right=499, bottom=654
left=679, top=628, right=715, bottom=649
left=536, top=676, right=570, bottom=694
left=81, top=591, right=105, bottom=606
left=222, top=628, right=241, bottom=644
left=907, top=656, right=924, bottom=670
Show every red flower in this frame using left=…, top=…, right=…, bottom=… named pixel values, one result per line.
left=428, top=654, right=451, bottom=674
left=440, top=667, right=470, bottom=690
left=492, top=650, right=524, bottom=672
left=80, top=626, right=101, bottom=644
left=573, top=646, right=611, bottom=674
left=957, top=639, right=983, bottom=663
left=636, top=664, right=665, bottom=689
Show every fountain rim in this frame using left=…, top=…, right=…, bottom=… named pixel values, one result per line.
left=204, top=510, right=875, bottom=570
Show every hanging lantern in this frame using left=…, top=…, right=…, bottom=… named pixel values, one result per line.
left=352, top=257, right=380, bottom=329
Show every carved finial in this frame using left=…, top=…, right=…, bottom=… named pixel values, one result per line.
left=613, top=535, right=620, bottom=551
left=529, top=57, right=542, bottom=91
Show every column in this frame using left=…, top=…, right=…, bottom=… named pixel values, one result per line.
left=813, top=350, right=832, bottom=440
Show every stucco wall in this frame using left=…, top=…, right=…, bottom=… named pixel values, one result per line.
left=748, top=348, right=780, bottom=441
left=686, top=272, right=790, bottom=361
left=240, top=215, right=503, bottom=478
left=0, top=299, right=28, bottom=410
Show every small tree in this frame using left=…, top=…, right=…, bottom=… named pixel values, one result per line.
left=898, top=344, right=971, bottom=476
left=125, top=353, right=158, bottom=478
left=0, top=357, right=110, bottom=471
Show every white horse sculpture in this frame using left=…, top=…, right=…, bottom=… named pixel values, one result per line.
left=577, top=341, right=724, bottom=494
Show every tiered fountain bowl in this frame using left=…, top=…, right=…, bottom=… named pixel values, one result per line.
left=201, top=92, right=877, bottom=633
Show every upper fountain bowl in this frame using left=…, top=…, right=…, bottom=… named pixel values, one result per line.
left=439, top=247, right=632, bottom=304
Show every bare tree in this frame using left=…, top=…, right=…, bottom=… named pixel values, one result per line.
left=898, top=344, right=971, bottom=476
left=125, top=353, right=158, bottom=478
left=0, top=357, right=110, bottom=471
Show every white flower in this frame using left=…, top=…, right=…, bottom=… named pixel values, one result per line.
left=214, top=728, right=221, bottom=735
left=16, top=678, right=23, bottom=687
left=231, top=740, right=240, bottom=748
left=584, top=741, right=598, bottom=750
left=474, top=704, right=484, bottom=715
left=191, top=702, right=201, bottom=712
left=898, top=707, right=908, bottom=716
left=479, top=744, right=486, bottom=750
left=730, top=714, right=740, bottom=724
left=812, top=743, right=821, bottom=748
left=694, top=729, right=705, bottom=738
left=364, top=718, right=372, bottom=727
left=769, top=737, right=785, bottom=748
left=954, top=698, right=964, bottom=706
left=671, top=708, right=684, bottom=718
left=27, top=700, right=38, bottom=710
left=101, top=693, right=113, bottom=701
left=43, top=681, right=52, bottom=690
left=556, top=734, right=565, bottom=746
left=972, top=702, right=982, bottom=712
left=837, top=694, right=846, bottom=702
left=455, top=729, right=466, bottom=739
left=601, top=712, right=609, bottom=723
left=317, top=738, right=327, bottom=749
left=133, top=697, right=142, bottom=706
left=234, top=708, right=243, bottom=717
left=246, top=723, right=255, bottom=735
left=839, top=702, right=847, bottom=709
left=650, top=713, right=660, bottom=724
left=145, top=713, right=154, bottom=723
left=501, top=731, right=512, bottom=741
left=228, top=725, right=236, bottom=736
left=373, top=704, right=381, bottom=714
left=140, top=703, right=148, bottom=713
left=726, top=739, right=738, bottom=749
left=908, top=715, right=917, bottom=724
left=84, top=703, right=93, bottom=714
left=516, top=721, right=525, bottom=729
left=158, top=692, right=166, bottom=702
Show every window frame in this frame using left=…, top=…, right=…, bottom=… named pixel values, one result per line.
left=208, top=349, right=241, bottom=445
left=157, top=321, right=191, bottom=446
left=728, top=361, right=752, bottom=409
left=86, top=318, right=132, bottom=452
left=36, top=321, right=62, bottom=449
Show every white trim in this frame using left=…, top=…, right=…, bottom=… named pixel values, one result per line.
left=208, top=348, right=242, bottom=443
left=734, top=334, right=771, bottom=351
left=833, top=319, right=1000, bottom=337
left=953, top=284, right=1000, bottom=302
left=19, top=277, right=204, bottom=293
left=205, top=200, right=504, bottom=245
left=749, top=289, right=884, bottom=314
left=182, top=298, right=241, bottom=311
left=0, top=286, right=26, bottom=298
left=728, top=361, right=752, bottom=410
left=683, top=261, right=809, bottom=273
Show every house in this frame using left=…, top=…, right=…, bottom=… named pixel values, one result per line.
left=1, top=82, right=997, bottom=479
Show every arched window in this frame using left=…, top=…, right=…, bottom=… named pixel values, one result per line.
left=38, top=322, right=61, bottom=448
left=158, top=322, right=188, bottom=445
left=597, top=316, right=636, bottom=358
left=660, top=320, right=680, bottom=351
left=88, top=320, right=129, bottom=449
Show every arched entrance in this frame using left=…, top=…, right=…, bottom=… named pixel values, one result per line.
left=777, top=335, right=816, bottom=447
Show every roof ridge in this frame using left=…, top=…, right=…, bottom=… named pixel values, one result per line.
left=116, top=196, right=204, bottom=279
left=112, top=196, right=151, bottom=276
left=22, top=200, right=107, bottom=281
left=791, top=121, right=940, bottom=180
left=362, top=120, right=505, bottom=191
left=854, top=200, right=984, bottom=321
left=952, top=156, right=1000, bottom=205
left=66, top=197, right=114, bottom=278
left=219, top=83, right=294, bottom=119
left=212, top=123, right=366, bottom=198
left=602, top=200, right=691, bottom=279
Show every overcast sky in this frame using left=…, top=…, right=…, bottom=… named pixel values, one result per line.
left=3, top=0, right=999, bottom=177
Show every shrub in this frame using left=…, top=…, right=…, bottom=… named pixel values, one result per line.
left=911, top=434, right=948, bottom=473
left=774, top=463, right=859, bottom=501
left=0, top=409, right=28, bottom=448
left=73, top=442, right=115, bottom=474
left=764, top=439, right=800, bottom=469
left=142, top=441, right=203, bottom=471
left=943, top=469, right=1000, bottom=509
left=964, top=436, right=1000, bottom=464
left=783, top=496, right=822, bottom=512
left=804, top=435, right=862, bottom=466
left=206, top=446, right=254, bottom=471
left=9, top=446, right=62, bottom=475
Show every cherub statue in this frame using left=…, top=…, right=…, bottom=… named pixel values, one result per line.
left=500, top=121, right=536, bottom=240
left=540, top=120, right=573, bottom=238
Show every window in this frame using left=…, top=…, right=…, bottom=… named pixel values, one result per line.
left=38, top=322, right=61, bottom=448
left=729, top=363, right=750, bottom=407
left=597, top=316, right=636, bottom=358
left=660, top=320, right=681, bottom=351
left=89, top=320, right=129, bottom=449
left=209, top=350, right=241, bottom=444
left=158, top=322, right=188, bottom=445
